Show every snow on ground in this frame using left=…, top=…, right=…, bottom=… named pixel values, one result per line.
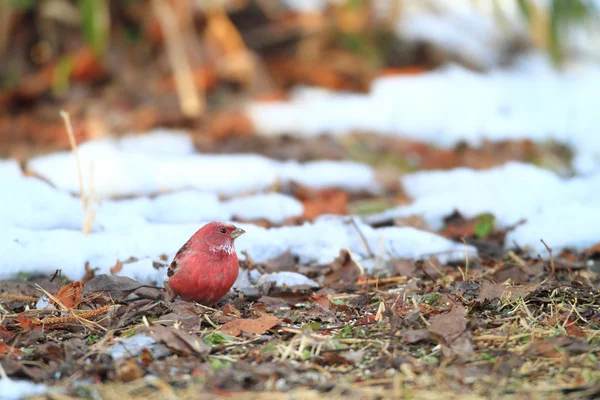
left=27, top=131, right=381, bottom=199
left=368, top=162, right=600, bottom=255
left=249, top=54, right=600, bottom=172
left=0, top=379, right=48, bottom=400
left=257, top=271, right=319, bottom=287
left=1, top=152, right=474, bottom=284
left=0, top=216, right=475, bottom=284
left=106, top=335, right=170, bottom=360
left=0, top=168, right=302, bottom=232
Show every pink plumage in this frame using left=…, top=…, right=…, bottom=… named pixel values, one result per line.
left=163, top=221, right=245, bottom=305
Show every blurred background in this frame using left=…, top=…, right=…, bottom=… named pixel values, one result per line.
left=0, top=0, right=598, bottom=170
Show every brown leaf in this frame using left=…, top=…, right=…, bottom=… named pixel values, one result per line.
left=323, top=249, right=362, bottom=288
left=117, top=359, right=144, bottom=382
left=262, top=250, right=298, bottom=274
left=256, top=296, right=290, bottom=312
left=319, top=350, right=353, bottom=365
left=17, top=314, right=35, bottom=330
left=110, top=260, right=123, bottom=275
left=82, top=262, right=96, bottom=284
left=0, top=343, right=21, bottom=356
left=208, top=110, right=254, bottom=140
left=492, top=354, right=525, bottom=377
left=583, top=242, right=600, bottom=257
left=53, top=282, right=83, bottom=309
left=310, top=294, right=331, bottom=309
left=525, top=336, right=590, bottom=358
left=33, top=342, right=64, bottom=363
left=219, top=314, right=281, bottom=337
left=157, top=302, right=207, bottom=330
left=84, top=275, right=157, bottom=300
left=149, top=325, right=210, bottom=357
left=505, top=284, right=539, bottom=301
left=428, top=305, right=467, bottom=342
left=401, top=329, right=431, bottom=344
left=294, top=186, right=348, bottom=221
left=0, top=325, right=14, bottom=342
left=392, top=259, right=417, bottom=277
left=428, top=305, right=474, bottom=358
left=440, top=212, right=477, bottom=238
left=476, top=283, right=505, bottom=303
left=220, top=304, right=241, bottom=318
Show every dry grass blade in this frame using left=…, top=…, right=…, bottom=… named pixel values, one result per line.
left=60, top=110, right=94, bottom=234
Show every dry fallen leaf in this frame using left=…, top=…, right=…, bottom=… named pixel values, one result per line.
left=0, top=342, right=21, bottom=356
left=428, top=305, right=474, bottom=358
left=310, top=293, right=331, bottom=308
left=294, top=186, right=349, bottom=221
left=149, top=324, right=210, bottom=357
left=476, top=282, right=505, bottom=303
left=322, top=249, right=362, bottom=288
left=110, top=260, right=123, bottom=275
left=219, top=314, right=281, bottom=337
left=17, top=314, right=35, bottom=330
left=54, top=281, right=83, bottom=309
left=84, top=275, right=150, bottom=300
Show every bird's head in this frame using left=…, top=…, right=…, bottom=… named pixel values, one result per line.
left=200, top=221, right=245, bottom=255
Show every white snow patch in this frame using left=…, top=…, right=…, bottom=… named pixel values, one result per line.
left=107, top=335, right=158, bottom=360
left=369, top=162, right=600, bottom=255
left=278, top=160, right=378, bottom=193
left=28, top=148, right=277, bottom=199
left=0, top=380, right=48, bottom=400
left=26, top=132, right=380, bottom=199
left=146, top=191, right=228, bottom=224
left=0, top=169, right=302, bottom=234
left=119, top=129, right=195, bottom=155
left=258, top=271, right=318, bottom=287
left=224, top=193, right=303, bottom=224
left=0, top=159, right=22, bottom=178
left=0, top=216, right=474, bottom=283
left=248, top=55, right=600, bottom=166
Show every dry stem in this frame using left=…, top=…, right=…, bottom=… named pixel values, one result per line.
left=60, top=110, right=94, bottom=234
left=151, top=0, right=203, bottom=117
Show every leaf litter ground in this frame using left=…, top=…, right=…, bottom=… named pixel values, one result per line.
left=1, top=222, right=600, bottom=400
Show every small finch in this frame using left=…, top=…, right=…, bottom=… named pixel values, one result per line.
left=163, top=221, right=245, bottom=305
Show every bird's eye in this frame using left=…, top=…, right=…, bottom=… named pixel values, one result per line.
left=220, top=228, right=227, bottom=234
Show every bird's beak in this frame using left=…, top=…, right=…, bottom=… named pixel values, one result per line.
left=231, top=227, right=245, bottom=239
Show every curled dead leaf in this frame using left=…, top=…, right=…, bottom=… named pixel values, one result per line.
left=110, top=260, right=123, bottom=275
left=149, top=324, right=210, bottom=357
left=53, top=282, right=83, bottom=309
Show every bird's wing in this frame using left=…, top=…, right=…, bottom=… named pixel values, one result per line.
left=165, top=238, right=192, bottom=280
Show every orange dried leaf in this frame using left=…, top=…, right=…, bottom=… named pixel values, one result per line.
left=0, top=342, right=21, bottom=356
left=17, top=314, right=34, bottom=330
left=219, top=314, right=281, bottom=337
left=310, top=294, right=331, bottom=308
left=110, top=260, right=123, bottom=275
left=583, top=242, right=600, bottom=256
left=54, top=281, right=83, bottom=309
left=297, top=187, right=348, bottom=221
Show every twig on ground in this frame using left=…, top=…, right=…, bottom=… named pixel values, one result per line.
left=540, top=239, right=556, bottom=277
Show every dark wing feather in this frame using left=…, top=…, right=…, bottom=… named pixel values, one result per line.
left=166, top=238, right=192, bottom=278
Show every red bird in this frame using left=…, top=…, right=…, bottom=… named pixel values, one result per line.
left=163, top=221, right=245, bottom=305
